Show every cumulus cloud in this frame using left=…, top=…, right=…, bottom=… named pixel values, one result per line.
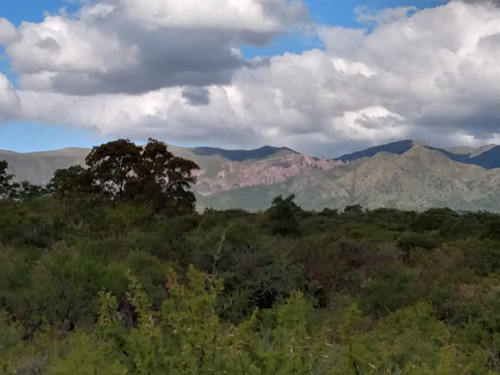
left=0, top=18, right=19, bottom=45
left=354, top=6, right=418, bottom=27
left=0, top=74, right=20, bottom=123
left=121, top=0, right=307, bottom=36
left=2, top=0, right=500, bottom=156
left=3, top=0, right=308, bottom=95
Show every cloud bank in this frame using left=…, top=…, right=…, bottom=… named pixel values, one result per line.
left=1, top=0, right=500, bottom=156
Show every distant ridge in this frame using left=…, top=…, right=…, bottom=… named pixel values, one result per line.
left=429, top=145, right=500, bottom=170
left=337, top=140, right=500, bottom=170
left=2, top=140, right=500, bottom=212
left=192, top=145, right=297, bottom=162
left=0, top=147, right=89, bottom=185
left=468, top=146, right=500, bottom=169
left=335, top=140, right=414, bottom=162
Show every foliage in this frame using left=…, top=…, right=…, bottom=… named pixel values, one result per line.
left=85, top=138, right=142, bottom=201
left=51, top=138, right=199, bottom=212
left=0, top=160, right=19, bottom=199
left=47, top=165, right=89, bottom=198
left=0, top=160, right=48, bottom=201
left=1, top=183, right=500, bottom=373
left=95, top=267, right=328, bottom=375
left=266, top=194, right=301, bottom=235
left=15, top=181, right=48, bottom=201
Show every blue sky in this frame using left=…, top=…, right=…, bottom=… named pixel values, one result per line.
left=0, top=0, right=92, bottom=151
left=242, top=0, right=445, bottom=57
left=1, top=0, right=498, bottom=156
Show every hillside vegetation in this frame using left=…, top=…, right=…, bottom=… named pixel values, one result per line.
left=1, top=141, right=500, bottom=374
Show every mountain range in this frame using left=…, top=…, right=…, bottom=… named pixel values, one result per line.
left=1, top=140, right=500, bottom=212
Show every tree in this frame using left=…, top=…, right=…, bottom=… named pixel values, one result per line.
left=52, top=139, right=200, bottom=212
left=344, top=204, right=363, bottom=216
left=0, top=161, right=46, bottom=201
left=0, top=160, right=20, bottom=200
left=85, top=139, right=141, bottom=202
left=162, top=155, right=199, bottom=210
left=266, top=194, right=301, bottom=235
left=0, top=160, right=11, bottom=198
left=47, top=165, right=92, bottom=198
left=15, top=181, right=47, bottom=201
left=134, top=139, right=199, bottom=211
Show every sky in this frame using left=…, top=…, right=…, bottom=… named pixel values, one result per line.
left=0, top=0, right=499, bottom=157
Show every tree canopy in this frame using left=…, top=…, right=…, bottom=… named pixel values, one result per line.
left=50, top=138, right=199, bottom=211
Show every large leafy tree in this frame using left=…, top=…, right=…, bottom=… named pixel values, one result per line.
left=85, top=139, right=141, bottom=202
left=133, top=139, right=199, bottom=210
left=50, top=139, right=199, bottom=211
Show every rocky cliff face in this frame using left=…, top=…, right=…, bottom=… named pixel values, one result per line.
left=195, top=152, right=341, bottom=195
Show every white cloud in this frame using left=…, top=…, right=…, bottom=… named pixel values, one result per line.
left=0, top=18, right=19, bottom=45
left=120, top=0, right=307, bottom=34
left=1, top=0, right=500, bottom=156
left=2, top=0, right=308, bottom=95
left=354, top=6, right=418, bottom=27
left=9, top=15, right=137, bottom=75
left=0, top=74, right=20, bottom=123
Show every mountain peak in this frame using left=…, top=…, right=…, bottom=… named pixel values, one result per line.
left=191, top=145, right=297, bottom=162
left=335, top=139, right=415, bottom=162
left=335, top=140, right=500, bottom=170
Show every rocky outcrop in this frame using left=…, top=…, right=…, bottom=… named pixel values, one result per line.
left=195, top=153, right=341, bottom=195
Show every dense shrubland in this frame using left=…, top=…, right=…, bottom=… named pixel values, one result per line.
left=1, top=141, right=500, bottom=374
